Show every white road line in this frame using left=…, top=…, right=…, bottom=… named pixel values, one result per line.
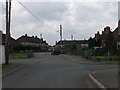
left=0, top=65, right=25, bottom=77
left=89, top=73, right=107, bottom=90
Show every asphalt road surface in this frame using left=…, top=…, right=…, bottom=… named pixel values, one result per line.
left=2, top=52, right=118, bottom=88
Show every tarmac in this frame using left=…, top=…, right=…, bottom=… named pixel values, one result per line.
left=2, top=63, right=24, bottom=77
left=2, top=61, right=119, bottom=89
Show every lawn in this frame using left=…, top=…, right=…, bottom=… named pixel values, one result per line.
left=91, top=56, right=120, bottom=63
left=9, top=52, right=32, bottom=59
left=2, top=63, right=11, bottom=68
left=92, top=56, right=120, bottom=59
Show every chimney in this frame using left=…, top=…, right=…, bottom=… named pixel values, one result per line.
left=35, top=36, right=37, bottom=38
left=25, top=34, right=27, bottom=37
left=104, top=26, right=110, bottom=33
left=97, top=31, right=100, bottom=35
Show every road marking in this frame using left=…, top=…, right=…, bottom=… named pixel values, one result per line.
left=0, top=65, right=25, bottom=77
left=89, top=73, right=107, bottom=90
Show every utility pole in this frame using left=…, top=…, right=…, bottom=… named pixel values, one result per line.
left=60, top=25, right=62, bottom=41
left=71, top=34, right=73, bottom=41
left=40, top=34, right=42, bottom=51
left=8, top=0, right=11, bottom=37
left=5, top=0, right=9, bottom=64
left=40, top=34, right=42, bottom=39
left=60, top=25, right=62, bottom=47
left=5, top=0, right=11, bottom=64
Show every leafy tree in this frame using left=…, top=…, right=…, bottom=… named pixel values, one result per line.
left=105, top=32, right=117, bottom=55
left=61, top=43, right=77, bottom=54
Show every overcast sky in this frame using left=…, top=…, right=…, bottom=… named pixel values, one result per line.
left=0, top=0, right=119, bottom=45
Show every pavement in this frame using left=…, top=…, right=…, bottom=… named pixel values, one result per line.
left=63, top=54, right=119, bottom=89
left=2, top=53, right=119, bottom=88
left=89, top=69, right=119, bottom=89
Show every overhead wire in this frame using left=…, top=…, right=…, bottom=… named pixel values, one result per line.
left=17, top=0, right=58, bottom=33
left=16, top=0, right=86, bottom=40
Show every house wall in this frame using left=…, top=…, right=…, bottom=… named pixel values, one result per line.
left=0, top=30, right=5, bottom=64
left=0, top=45, right=5, bottom=64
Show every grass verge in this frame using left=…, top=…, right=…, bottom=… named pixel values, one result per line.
left=9, top=52, right=33, bottom=59
left=102, top=60, right=120, bottom=64
left=1, top=63, right=12, bottom=68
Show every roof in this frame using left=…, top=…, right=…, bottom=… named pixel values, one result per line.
left=56, top=40, right=88, bottom=45
left=17, top=36, right=41, bottom=43
left=2, top=34, right=18, bottom=46
left=17, top=34, right=48, bottom=45
left=113, top=27, right=120, bottom=42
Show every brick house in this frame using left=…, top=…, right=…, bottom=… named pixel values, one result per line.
left=113, top=20, right=120, bottom=49
left=94, top=20, right=120, bottom=49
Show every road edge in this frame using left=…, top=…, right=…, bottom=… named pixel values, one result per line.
left=1, top=65, right=25, bottom=77
left=89, top=73, right=107, bottom=90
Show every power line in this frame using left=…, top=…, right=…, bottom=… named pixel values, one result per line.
left=16, top=0, right=86, bottom=40
left=17, top=0, right=58, bottom=32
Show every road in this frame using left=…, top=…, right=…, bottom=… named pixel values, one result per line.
left=2, top=52, right=118, bottom=88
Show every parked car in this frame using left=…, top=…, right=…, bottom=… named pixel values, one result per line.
left=51, top=47, right=61, bottom=55
left=48, top=48, right=53, bottom=52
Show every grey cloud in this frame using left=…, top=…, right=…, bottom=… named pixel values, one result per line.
left=22, top=2, right=68, bottom=21
left=7, top=1, right=118, bottom=45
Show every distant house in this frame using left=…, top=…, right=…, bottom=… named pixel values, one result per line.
left=16, top=34, right=49, bottom=50
left=56, top=40, right=88, bottom=48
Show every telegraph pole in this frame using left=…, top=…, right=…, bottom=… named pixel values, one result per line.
left=5, top=0, right=11, bottom=64
left=40, top=34, right=42, bottom=51
left=5, top=0, right=9, bottom=64
left=40, top=34, right=42, bottom=39
left=60, top=25, right=62, bottom=41
left=60, top=25, right=62, bottom=47
left=40, top=34, right=42, bottom=45
left=71, top=34, right=73, bottom=41
left=8, top=0, right=11, bottom=37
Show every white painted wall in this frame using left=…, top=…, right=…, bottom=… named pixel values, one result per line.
left=0, top=45, right=5, bottom=64
left=0, top=30, right=5, bottom=64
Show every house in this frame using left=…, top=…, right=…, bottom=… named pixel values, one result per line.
left=101, top=26, right=111, bottom=48
left=56, top=40, right=88, bottom=48
left=93, top=20, right=120, bottom=49
left=16, top=34, right=49, bottom=50
left=113, top=20, right=120, bottom=49
left=17, top=34, right=47, bottom=46
left=2, top=33, right=18, bottom=52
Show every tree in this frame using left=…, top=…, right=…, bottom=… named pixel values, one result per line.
left=61, top=43, right=77, bottom=54
left=105, top=32, right=117, bottom=55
